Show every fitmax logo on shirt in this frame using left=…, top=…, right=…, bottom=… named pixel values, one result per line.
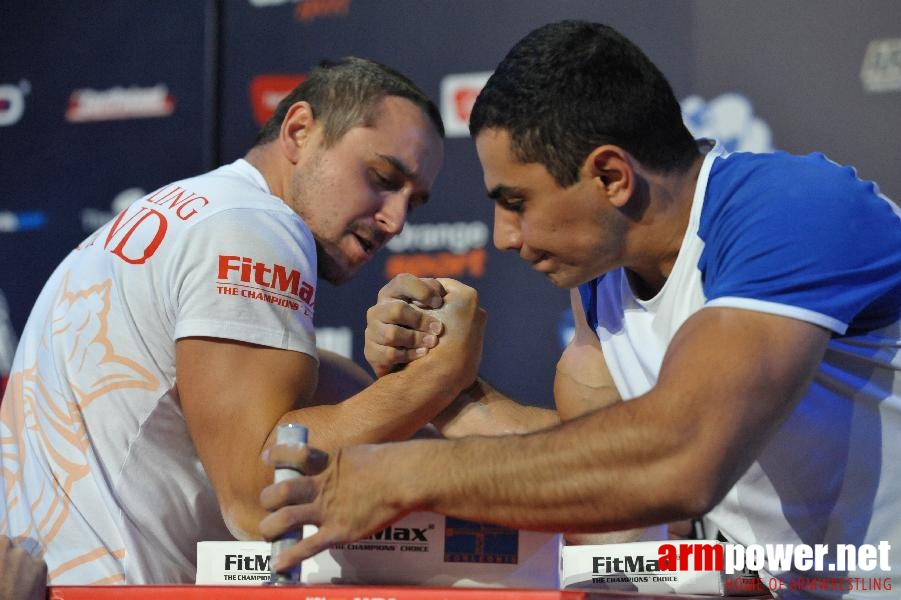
left=217, top=255, right=315, bottom=314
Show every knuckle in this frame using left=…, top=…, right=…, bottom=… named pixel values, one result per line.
left=383, top=328, right=404, bottom=346
left=363, top=326, right=381, bottom=346
left=384, top=301, right=405, bottom=321
left=390, top=299, right=417, bottom=320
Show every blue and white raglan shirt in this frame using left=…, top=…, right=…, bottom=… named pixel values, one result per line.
left=579, top=142, right=901, bottom=597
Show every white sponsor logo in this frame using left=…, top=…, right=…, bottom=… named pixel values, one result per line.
left=681, top=93, right=774, bottom=153
left=861, top=38, right=901, bottom=93
left=0, top=211, right=46, bottom=233
left=387, top=221, right=488, bottom=254
left=0, top=290, right=17, bottom=375
left=440, top=72, right=492, bottom=138
left=66, top=84, right=175, bottom=122
left=316, top=326, right=353, bottom=359
left=0, top=80, right=30, bottom=126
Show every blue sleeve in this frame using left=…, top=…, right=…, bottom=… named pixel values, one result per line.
left=578, top=279, right=598, bottom=330
left=698, top=152, right=901, bottom=333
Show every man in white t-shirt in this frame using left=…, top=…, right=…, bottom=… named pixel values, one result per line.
left=0, top=57, right=485, bottom=585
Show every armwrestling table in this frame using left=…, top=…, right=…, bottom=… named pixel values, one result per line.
left=48, top=585, right=773, bottom=599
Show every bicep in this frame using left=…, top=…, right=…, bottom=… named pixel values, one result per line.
left=650, top=306, right=831, bottom=501
left=176, top=337, right=318, bottom=536
left=554, top=289, right=621, bottom=420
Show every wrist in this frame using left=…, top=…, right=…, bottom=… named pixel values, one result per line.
left=431, top=377, right=494, bottom=438
left=379, top=440, right=436, bottom=513
left=403, top=355, right=475, bottom=401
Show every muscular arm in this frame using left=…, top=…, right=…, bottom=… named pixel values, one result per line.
left=179, top=280, right=485, bottom=540
left=554, top=289, right=621, bottom=419
left=363, top=280, right=617, bottom=436
left=261, top=307, right=830, bottom=564
left=432, top=289, right=616, bottom=438
left=413, top=308, right=830, bottom=529
left=365, top=274, right=559, bottom=437
left=555, top=290, right=663, bottom=543
left=432, top=377, right=559, bottom=438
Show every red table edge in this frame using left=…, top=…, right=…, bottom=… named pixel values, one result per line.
left=48, top=585, right=765, bottom=600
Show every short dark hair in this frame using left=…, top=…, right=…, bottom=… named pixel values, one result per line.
left=470, top=21, right=698, bottom=186
left=254, top=56, right=444, bottom=147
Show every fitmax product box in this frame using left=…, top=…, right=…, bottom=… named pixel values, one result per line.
left=197, top=512, right=562, bottom=588
left=561, top=540, right=763, bottom=596
left=197, top=540, right=272, bottom=585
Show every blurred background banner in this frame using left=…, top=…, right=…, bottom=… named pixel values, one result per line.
left=2, top=0, right=899, bottom=406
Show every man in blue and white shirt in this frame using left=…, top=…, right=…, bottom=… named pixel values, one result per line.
left=260, top=21, right=901, bottom=599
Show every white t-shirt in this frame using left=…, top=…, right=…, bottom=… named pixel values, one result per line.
left=1, top=159, right=318, bottom=584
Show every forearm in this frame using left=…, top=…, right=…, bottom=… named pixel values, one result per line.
left=214, top=350, right=466, bottom=539
left=432, top=378, right=560, bottom=438
left=275, top=354, right=467, bottom=452
left=565, top=526, right=668, bottom=545
left=391, top=307, right=827, bottom=534
left=268, top=309, right=833, bottom=566
left=382, top=399, right=708, bottom=534
left=225, top=361, right=463, bottom=539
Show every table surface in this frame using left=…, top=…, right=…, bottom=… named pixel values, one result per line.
left=48, top=585, right=773, bottom=600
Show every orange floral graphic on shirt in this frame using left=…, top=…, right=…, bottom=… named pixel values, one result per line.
left=1, top=274, right=159, bottom=582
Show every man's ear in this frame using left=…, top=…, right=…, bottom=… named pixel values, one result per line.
left=586, top=145, right=634, bottom=208
left=279, top=101, right=316, bottom=163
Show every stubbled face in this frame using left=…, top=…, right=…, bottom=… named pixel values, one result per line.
left=289, top=96, right=443, bottom=284
left=475, top=128, right=627, bottom=289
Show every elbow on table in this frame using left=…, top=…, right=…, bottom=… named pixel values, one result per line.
left=658, top=449, right=737, bottom=523
left=221, top=499, right=265, bottom=541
